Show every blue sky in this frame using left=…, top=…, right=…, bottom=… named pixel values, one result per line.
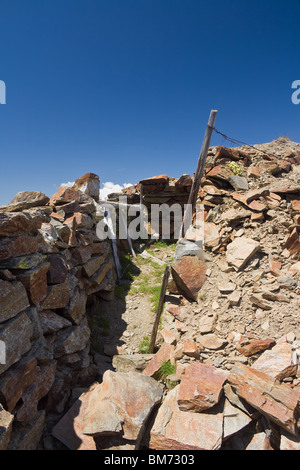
left=0, top=0, right=299, bottom=205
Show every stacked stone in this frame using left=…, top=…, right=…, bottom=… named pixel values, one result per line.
left=108, top=174, right=193, bottom=239
left=0, top=174, right=116, bottom=450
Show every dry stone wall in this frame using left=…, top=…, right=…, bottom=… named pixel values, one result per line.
left=0, top=174, right=116, bottom=450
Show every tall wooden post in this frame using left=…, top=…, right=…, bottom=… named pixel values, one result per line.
left=149, top=264, right=171, bottom=353
left=181, top=110, right=218, bottom=238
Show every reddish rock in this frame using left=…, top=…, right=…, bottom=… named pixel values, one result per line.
left=258, top=161, right=281, bottom=175
left=9, top=191, right=49, bottom=209
left=17, top=262, right=50, bottom=306
left=182, top=339, right=199, bottom=357
left=139, top=175, right=169, bottom=194
left=269, top=254, right=282, bottom=276
left=226, top=237, right=260, bottom=271
left=81, top=371, right=163, bottom=443
left=73, top=173, right=100, bottom=202
left=252, top=336, right=294, bottom=379
left=49, top=186, right=91, bottom=206
left=149, top=385, right=223, bottom=450
left=0, top=280, right=30, bottom=322
left=247, top=167, right=260, bottom=178
left=171, top=256, right=207, bottom=301
left=51, top=385, right=98, bottom=450
left=175, top=174, right=193, bottom=190
left=15, top=361, right=57, bottom=423
left=0, top=312, right=34, bottom=375
left=228, top=363, right=300, bottom=435
left=177, top=362, right=228, bottom=412
left=264, top=192, right=281, bottom=208
left=198, top=334, right=227, bottom=350
left=46, top=254, right=68, bottom=285
left=248, top=200, right=267, bottom=212
left=0, top=357, right=38, bottom=412
left=291, top=199, right=300, bottom=212
left=215, top=146, right=240, bottom=161
left=236, top=337, right=276, bottom=357
left=251, top=211, right=264, bottom=222
left=0, top=212, right=42, bottom=237
left=245, top=187, right=270, bottom=203
left=204, top=222, right=221, bottom=247
left=206, top=165, right=234, bottom=183
left=0, top=233, right=45, bottom=261
left=284, top=228, right=300, bottom=255
left=42, top=282, right=71, bottom=309
left=143, top=343, right=175, bottom=378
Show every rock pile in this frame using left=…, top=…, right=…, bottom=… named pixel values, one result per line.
left=51, top=138, right=300, bottom=451
left=0, top=173, right=116, bottom=450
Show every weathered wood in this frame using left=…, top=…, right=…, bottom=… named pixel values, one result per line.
left=119, top=208, right=136, bottom=258
left=103, top=207, right=122, bottom=280
left=181, top=110, right=218, bottom=238
left=149, top=265, right=171, bottom=354
left=98, top=199, right=140, bottom=210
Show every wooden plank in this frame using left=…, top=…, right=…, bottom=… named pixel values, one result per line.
left=103, top=207, right=122, bottom=280
left=97, top=199, right=140, bottom=210
left=119, top=208, right=136, bottom=258
left=149, top=264, right=171, bottom=353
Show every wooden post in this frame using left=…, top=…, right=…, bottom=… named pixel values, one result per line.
left=180, top=110, right=218, bottom=238
left=119, top=208, right=136, bottom=258
left=149, top=264, right=171, bottom=353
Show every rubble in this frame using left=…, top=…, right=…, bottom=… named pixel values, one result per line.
left=2, top=137, right=300, bottom=451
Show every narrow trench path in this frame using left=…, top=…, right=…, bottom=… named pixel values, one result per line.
left=89, top=242, right=176, bottom=361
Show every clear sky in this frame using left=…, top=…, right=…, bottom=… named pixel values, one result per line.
left=0, top=0, right=299, bottom=205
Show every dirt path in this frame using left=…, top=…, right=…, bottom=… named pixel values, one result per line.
left=89, top=242, right=176, bottom=357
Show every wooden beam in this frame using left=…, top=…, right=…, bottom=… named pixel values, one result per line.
left=149, top=264, right=171, bottom=353
left=180, top=110, right=218, bottom=238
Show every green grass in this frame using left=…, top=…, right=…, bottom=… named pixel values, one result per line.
left=139, top=336, right=150, bottom=353
left=156, top=360, right=177, bottom=388
left=227, top=161, right=243, bottom=176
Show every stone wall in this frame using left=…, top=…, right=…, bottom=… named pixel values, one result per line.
left=0, top=175, right=116, bottom=450
left=108, top=173, right=193, bottom=239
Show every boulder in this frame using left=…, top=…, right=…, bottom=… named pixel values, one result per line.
left=171, top=255, right=206, bottom=301
left=177, top=362, right=228, bottom=412
left=17, top=263, right=50, bottom=306
left=0, top=212, right=42, bottom=237
left=82, top=370, right=164, bottom=444
left=0, top=312, right=34, bottom=375
left=0, top=356, right=38, bottom=412
left=0, top=233, right=45, bottom=261
left=73, top=173, right=100, bottom=202
left=226, top=237, right=260, bottom=271
left=228, top=363, right=300, bottom=435
left=0, top=280, right=30, bottom=322
left=149, top=385, right=223, bottom=450
left=236, top=337, right=276, bottom=357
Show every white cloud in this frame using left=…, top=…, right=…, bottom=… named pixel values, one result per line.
left=60, top=180, right=134, bottom=201
left=100, top=182, right=134, bottom=200
left=61, top=181, right=75, bottom=188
